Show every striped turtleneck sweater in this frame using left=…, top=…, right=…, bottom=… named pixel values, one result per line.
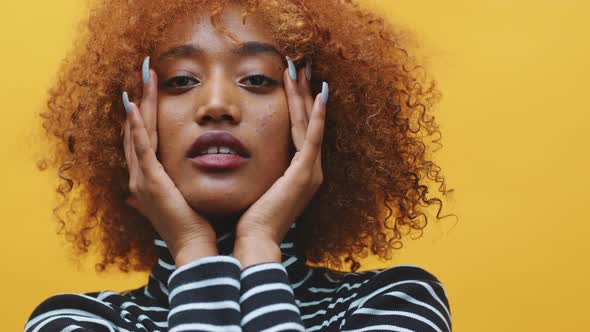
left=24, top=222, right=452, bottom=331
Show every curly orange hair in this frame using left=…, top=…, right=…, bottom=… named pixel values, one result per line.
left=35, top=0, right=455, bottom=273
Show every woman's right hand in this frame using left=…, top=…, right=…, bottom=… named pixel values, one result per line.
left=122, top=56, right=218, bottom=266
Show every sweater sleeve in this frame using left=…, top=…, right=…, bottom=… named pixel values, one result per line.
left=167, top=255, right=242, bottom=332
left=239, top=262, right=305, bottom=332
left=340, top=271, right=453, bottom=332
left=24, top=255, right=242, bottom=332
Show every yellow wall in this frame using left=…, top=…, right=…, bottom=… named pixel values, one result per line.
left=2, top=0, right=588, bottom=331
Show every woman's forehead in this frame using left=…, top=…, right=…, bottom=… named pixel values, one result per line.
left=155, top=41, right=284, bottom=65
left=154, top=3, right=278, bottom=59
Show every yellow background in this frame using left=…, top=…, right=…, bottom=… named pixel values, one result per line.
left=2, top=0, right=588, bottom=331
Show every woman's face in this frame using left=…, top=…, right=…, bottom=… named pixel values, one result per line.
left=152, top=3, right=292, bottom=224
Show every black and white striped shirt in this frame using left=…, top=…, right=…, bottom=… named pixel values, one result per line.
left=25, top=222, right=452, bottom=331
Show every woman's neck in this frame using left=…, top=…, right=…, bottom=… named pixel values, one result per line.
left=203, top=211, right=242, bottom=238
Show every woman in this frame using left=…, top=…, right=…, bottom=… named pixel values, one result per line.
left=25, top=0, right=454, bottom=331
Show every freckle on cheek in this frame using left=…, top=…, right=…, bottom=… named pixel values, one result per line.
left=256, top=111, right=274, bottom=133
left=256, top=117, right=266, bottom=133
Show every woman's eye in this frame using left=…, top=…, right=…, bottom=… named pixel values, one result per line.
left=241, top=74, right=278, bottom=87
left=163, top=76, right=199, bottom=89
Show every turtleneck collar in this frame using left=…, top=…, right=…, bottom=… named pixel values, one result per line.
left=146, top=221, right=310, bottom=307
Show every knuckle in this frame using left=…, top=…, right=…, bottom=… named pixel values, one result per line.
left=310, top=173, right=322, bottom=189
left=144, top=176, right=161, bottom=193
left=129, top=181, right=138, bottom=194
left=315, top=173, right=324, bottom=186
left=131, top=131, right=141, bottom=146
left=144, top=175, right=167, bottom=198
left=143, top=162, right=162, bottom=181
left=294, top=119, right=307, bottom=128
left=135, top=142, right=148, bottom=156
left=298, top=170, right=314, bottom=186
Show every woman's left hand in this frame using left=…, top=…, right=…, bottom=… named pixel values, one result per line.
left=234, top=60, right=329, bottom=265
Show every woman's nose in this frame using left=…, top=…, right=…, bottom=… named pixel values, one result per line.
left=194, top=71, right=241, bottom=125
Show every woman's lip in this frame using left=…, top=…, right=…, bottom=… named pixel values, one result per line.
left=189, top=154, right=249, bottom=170
left=187, top=131, right=251, bottom=159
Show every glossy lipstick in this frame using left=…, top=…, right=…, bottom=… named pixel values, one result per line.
left=186, top=131, right=251, bottom=170
left=190, top=153, right=248, bottom=170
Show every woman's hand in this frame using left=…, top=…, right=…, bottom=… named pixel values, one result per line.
left=233, top=59, right=329, bottom=267
left=123, top=56, right=218, bottom=266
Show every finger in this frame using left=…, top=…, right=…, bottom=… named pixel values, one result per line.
left=128, top=101, right=160, bottom=179
left=140, top=56, right=159, bottom=151
left=124, top=118, right=131, bottom=168
left=126, top=117, right=141, bottom=208
left=123, top=92, right=140, bottom=201
left=284, top=61, right=308, bottom=152
left=299, top=60, right=321, bottom=169
left=300, top=82, right=328, bottom=171
left=124, top=118, right=139, bottom=182
left=300, top=59, right=314, bottom=120
left=128, top=116, right=140, bottom=182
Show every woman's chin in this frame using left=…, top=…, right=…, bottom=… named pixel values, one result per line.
left=188, top=200, right=249, bottom=223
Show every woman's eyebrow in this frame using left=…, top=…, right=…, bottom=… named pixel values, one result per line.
left=156, top=41, right=283, bottom=61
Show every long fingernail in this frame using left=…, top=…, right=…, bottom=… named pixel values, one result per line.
left=142, top=56, right=150, bottom=84
left=286, top=56, right=297, bottom=81
left=306, top=60, right=312, bottom=80
left=122, top=91, right=131, bottom=113
left=321, top=82, right=329, bottom=104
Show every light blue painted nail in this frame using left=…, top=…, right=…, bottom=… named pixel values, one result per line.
left=321, top=82, right=329, bottom=105
left=142, top=56, right=150, bottom=84
left=306, top=60, right=312, bottom=80
left=122, top=91, right=131, bottom=113
left=286, top=56, right=297, bottom=81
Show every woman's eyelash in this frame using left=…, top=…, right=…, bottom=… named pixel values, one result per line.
left=242, top=74, right=278, bottom=87
left=162, top=74, right=277, bottom=89
left=163, top=76, right=199, bottom=89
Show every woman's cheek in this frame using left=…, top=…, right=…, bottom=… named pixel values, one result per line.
left=257, top=105, right=292, bottom=170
